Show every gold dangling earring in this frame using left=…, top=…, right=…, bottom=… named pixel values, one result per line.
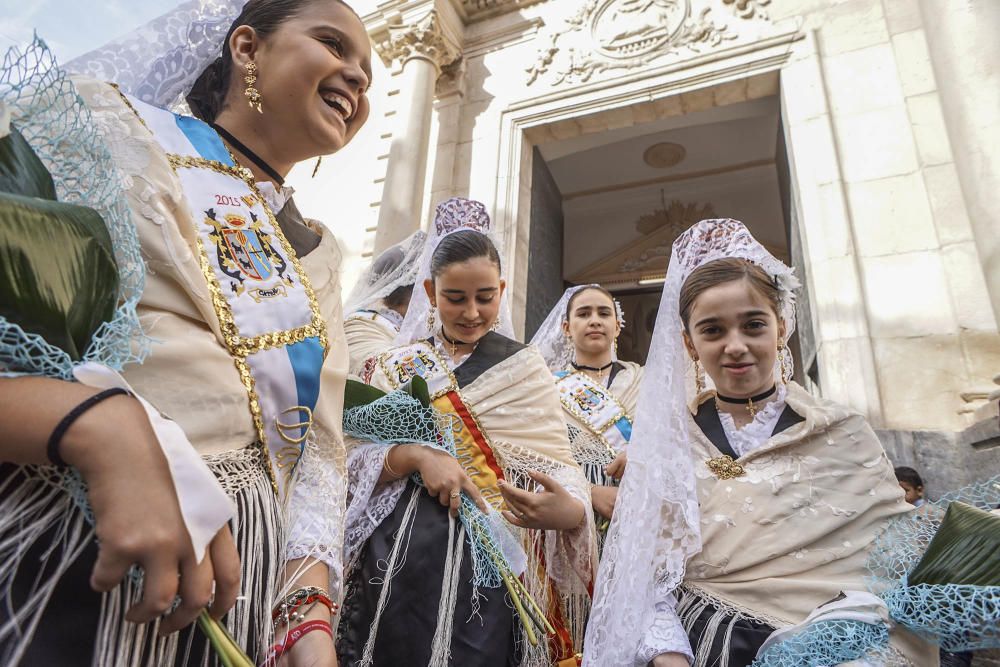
left=695, top=358, right=705, bottom=394
left=427, top=306, right=437, bottom=333
left=311, top=156, right=322, bottom=178
left=779, top=344, right=792, bottom=384
left=491, top=313, right=502, bottom=332
left=244, top=61, right=262, bottom=113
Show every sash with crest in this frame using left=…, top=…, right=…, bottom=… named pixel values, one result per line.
left=121, top=93, right=327, bottom=498
left=555, top=370, right=632, bottom=455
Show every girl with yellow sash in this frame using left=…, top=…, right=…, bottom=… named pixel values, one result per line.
left=0, top=1, right=370, bottom=664
left=338, top=198, right=596, bottom=667
left=531, top=285, right=643, bottom=537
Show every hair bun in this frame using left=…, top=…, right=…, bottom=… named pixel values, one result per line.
left=185, top=56, right=226, bottom=122
left=433, top=197, right=491, bottom=237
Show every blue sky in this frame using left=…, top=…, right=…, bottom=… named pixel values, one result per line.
left=0, top=0, right=186, bottom=63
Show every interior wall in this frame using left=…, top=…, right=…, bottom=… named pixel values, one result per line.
left=524, top=147, right=565, bottom=339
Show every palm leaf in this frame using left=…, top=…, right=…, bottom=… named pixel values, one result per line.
left=0, top=125, right=57, bottom=200
left=0, top=191, right=118, bottom=360
left=401, top=374, right=431, bottom=408
left=908, top=501, right=1000, bottom=587
left=344, top=378, right=386, bottom=410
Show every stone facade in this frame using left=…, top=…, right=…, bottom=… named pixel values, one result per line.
left=297, top=0, right=1000, bottom=488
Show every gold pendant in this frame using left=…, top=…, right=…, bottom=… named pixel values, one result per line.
left=706, top=455, right=746, bottom=480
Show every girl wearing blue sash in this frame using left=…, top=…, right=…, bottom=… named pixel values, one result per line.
left=531, top=285, right=644, bottom=538
left=0, top=1, right=370, bottom=665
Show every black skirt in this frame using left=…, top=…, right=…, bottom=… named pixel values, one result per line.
left=678, top=588, right=775, bottom=667
left=338, top=481, right=519, bottom=667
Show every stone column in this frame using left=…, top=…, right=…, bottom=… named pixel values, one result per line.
left=918, top=0, right=1000, bottom=327
left=371, top=9, right=461, bottom=254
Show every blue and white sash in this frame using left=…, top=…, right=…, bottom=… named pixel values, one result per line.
left=377, top=341, right=456, bottom=398
left=555, top=370, right=632, bottom=454
left=124, top=93, right=327, bottom=497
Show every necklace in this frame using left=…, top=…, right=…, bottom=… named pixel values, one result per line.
left=440, top=329, right=471, bottom=357
left=715, top=385, right=777, bottom=420
left=572, top=360, right=613, bottom=382
left=210, top=123, right=285, bottom=186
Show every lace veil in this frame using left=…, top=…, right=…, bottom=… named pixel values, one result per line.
left=66, top=0, right=245, bottom=112
left=583, top=219, right=799, bottom=665
left=343, top=230, right=426, bottom=315
left=529, top=284, right=625, bottom=372
left=394, top=197, right=516, bottom=345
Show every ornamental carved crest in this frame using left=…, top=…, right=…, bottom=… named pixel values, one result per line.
left=526, top=0, right=771, bottom=86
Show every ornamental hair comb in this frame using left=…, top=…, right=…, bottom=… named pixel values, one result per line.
left=433, top=197, right=491, bottom=236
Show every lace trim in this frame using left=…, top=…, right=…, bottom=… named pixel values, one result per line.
left=717, top=384, right=788, bottom=458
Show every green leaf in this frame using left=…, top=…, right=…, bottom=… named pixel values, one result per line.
left=0, top=192, right=118, bottom=360
left=0, top=126, right=57, bottom=200
left=908, top=501, right=1000, bottom=587
left=401, top=374, right=431, bottom=408
left=344, top=378, right=386, bottom=410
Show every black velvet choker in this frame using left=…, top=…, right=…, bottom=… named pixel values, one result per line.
left=440, top=329, right=471, bottom=347
left=716, top=385, right=777, bottom=419
left=571, top=360, right=614, bottom=373
left=210, top=123, right=285, bottom=186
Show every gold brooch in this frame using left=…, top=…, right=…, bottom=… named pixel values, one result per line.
left=706, top=455, right=745, bottom=480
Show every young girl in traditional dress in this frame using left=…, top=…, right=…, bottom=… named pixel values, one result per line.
left=338, top=198, right=596, bottom=667
left=531, top=285, right=643, bottom=538
left=585, top=219, right=934, bottom=667
left=343, top=230, right=426, bottom=376
left=0, top=1, right=370, bottom=664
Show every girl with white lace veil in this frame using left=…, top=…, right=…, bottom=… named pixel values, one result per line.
left=530, top=285, right=643, bottom=544
left=1, top=1, right=370, bottom=664
left=343, top=229, right=426, bottom=376
left=339, top=197, right=596, bottom=667
left=584, top=219, right=933, bottom=667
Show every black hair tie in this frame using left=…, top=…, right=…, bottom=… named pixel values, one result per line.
left=47, top=387, right=133, bottom=467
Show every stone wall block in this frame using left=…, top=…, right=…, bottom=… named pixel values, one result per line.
left=921, top=163, right=974, bottom=246
left=818, top=0, right=889, bottom=56
left=891, top=29, right=936, bottom=96
left=905, top=93, right=952, bottom=167
left=834, top=105, right=918, bottom=182
left=873, top=335, right=967, bottom=431
left=861, top=251, right=958, bottom=337
left=846, top=173, right=938, bottom=257
left=940, top=243, right=999, bottom=332
left=823, top=44, right=904, bottom=115
left=882, top=0, right=923, bottom=34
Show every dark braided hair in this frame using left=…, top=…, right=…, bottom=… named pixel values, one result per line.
left=186, top=0, right=357, bottom=122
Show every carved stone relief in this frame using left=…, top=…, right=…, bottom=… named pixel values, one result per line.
left=526, top=0, right=771, bottom=86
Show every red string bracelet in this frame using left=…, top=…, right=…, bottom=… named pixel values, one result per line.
left=263, top=619, right=333, bottom=666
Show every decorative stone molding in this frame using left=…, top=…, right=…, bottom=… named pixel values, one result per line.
left=375, top=10, right=462, bottom=74
left=452, top=0, right=546, bottom=22
left=435, top=57, right=467, bottom=97
left=526, top=0, right=772, bottom=86
left=635, top=196, right=715, bottom=235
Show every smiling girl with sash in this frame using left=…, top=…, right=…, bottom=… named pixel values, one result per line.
left=531, top=285, right=643, bottom=543
left=0, top=1, right=372, bottom=665
left=338, top=198, right=595, bottom=667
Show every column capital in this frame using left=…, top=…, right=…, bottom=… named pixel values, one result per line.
left=371, top=7, right=463, bottom=75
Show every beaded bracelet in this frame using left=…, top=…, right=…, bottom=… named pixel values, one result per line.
left=263, top=619, right=333, bottom=667
left=47, top=387, right=132, bottom=467
left=272, top=586, right=338, bottom=627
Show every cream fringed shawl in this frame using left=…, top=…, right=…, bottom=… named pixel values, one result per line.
left=683, top=382, right=934, bottom=666
left=343, top=312, right=396, bottom=377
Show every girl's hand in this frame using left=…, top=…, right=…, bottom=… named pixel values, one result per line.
left=392, top=444, right=489, bottom=515
left=498, top=471, right=586, bottom=530
left=605, top=450, right=627, bottom=480
left=651, top=652, right=690, bottom=667
left=590, top=484, right=618, bottom=521
left=63, top=396, right=240, bottom=634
